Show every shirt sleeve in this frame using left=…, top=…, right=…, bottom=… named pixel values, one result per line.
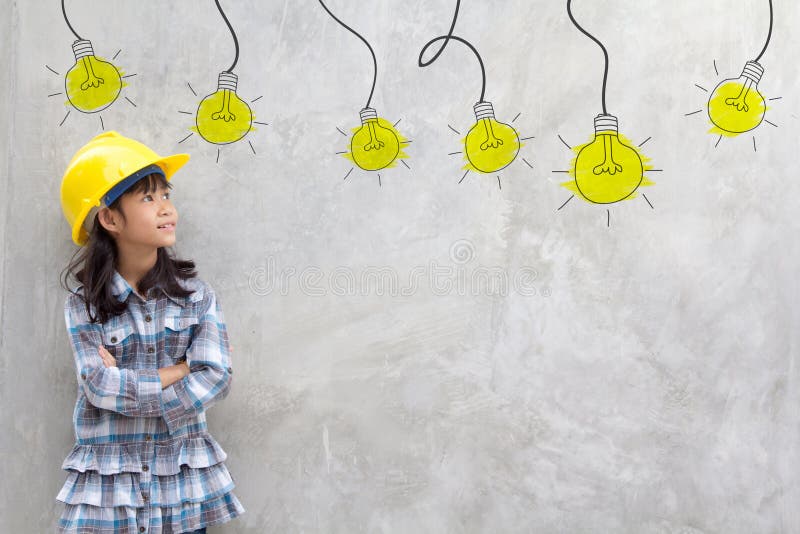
left=64, top=294, right=163, bottom=418
left=159, top=284, right=233, bottom=434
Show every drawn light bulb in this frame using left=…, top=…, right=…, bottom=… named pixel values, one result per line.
left=350, top=107, right=400, bottom=171
left=573, top=114, right=643, bottom=204
left=464, top=101, right=520, bottom=173
left=64, top=39, right=122, bottom=113
left=196, top=71, right=253, bottom=145
left=708, top=61, right=766, bottom=135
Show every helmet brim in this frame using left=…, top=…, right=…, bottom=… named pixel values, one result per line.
left=154, top=153, right=190, bottom=180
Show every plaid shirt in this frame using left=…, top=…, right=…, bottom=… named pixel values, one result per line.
left=56, top=269, right=245, bottom=533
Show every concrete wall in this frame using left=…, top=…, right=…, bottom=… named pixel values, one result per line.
left=1, top=0, right=799, bottom=532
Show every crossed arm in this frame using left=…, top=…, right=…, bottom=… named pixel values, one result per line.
left=98, top=345, right=189, bottom=388
left=65, top=287, right=234, bottom=435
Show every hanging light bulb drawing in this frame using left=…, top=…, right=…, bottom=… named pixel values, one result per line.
left=687, top=0, right=777, bottom=146
left=416, top=1, right=527, bottom=187
left=556, top=0, right=655, bottom=219
left=195, top=71, right=253, bottom=145
left=707, top=61, right=766, bottom=135
left=572, top=114, right=646, bottom=204
left=64, top=39, right=122, bottom=113
left=349, top=107, right=402, bottom=171
left=318, top=0, right=410, bottom=184
left=464, top=101, right=520, bottom=173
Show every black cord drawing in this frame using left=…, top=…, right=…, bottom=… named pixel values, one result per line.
left=754, top=0, right=772, bottom=62
left=61, top=0, right=82, bottom=40
left=215, top=0, right=240, bottom=73
left=566, top=0, right=609, bottom=114
left=417, top=0, right=487, bottom=103
left=317, top=0, right=378, bottom=109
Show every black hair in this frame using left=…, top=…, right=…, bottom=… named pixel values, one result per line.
left=60, top=172, right=197, bottom=324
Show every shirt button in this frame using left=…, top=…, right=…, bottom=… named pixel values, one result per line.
left=145, top=314, right=152, bottom=322
left=142, top=492, right=149, bottom=501
left=227, top=367, right=233, bottom=374
left=142, top=464, right=149, bottom=472
left=110, top=336, right=117, bottom=343
left=139, top=527, right=146, bottom=533
left=147, top=346, right=155, bottom=354
left=145, top=434, right=152, bottom=441
left=80, top=373, right=86, bottom=379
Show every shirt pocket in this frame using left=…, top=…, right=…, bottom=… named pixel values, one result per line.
left=101, top=320, right=135, bottom=363
left=163, top=312, right=200, bottom=363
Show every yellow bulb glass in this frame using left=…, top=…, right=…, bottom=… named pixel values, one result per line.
left=65, top=40, right=123, bottom=113
left=348, top=107, right=405, bottom=171
left=566, top=114, right=651, bottom=204
left=464, top=101, right=520, bottom=173
left=708, top=61, right=766, bottom=136
left=195, top=72, right=253, bottom=145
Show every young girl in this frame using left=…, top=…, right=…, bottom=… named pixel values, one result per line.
left=57, top=131, right=245, bottom=533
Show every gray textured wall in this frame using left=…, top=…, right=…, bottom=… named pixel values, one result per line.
left=1, top=0, right=799, bottom=532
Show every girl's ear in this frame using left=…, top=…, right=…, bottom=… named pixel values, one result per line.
left=97, top=207, right=121, bottom=237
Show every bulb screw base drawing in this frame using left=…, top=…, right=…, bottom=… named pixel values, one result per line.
left=594, top=114, right=619, bottom=134
left=741, top=61, right=764, bottom=84
left=217, top=71, right=238, bottom=92
left=359, top=107, right=378, bottom=124
left=473, top=101, right=496, bottom=121
left=72, top=39, right=95, bottom=60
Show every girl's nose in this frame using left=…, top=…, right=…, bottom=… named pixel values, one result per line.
left=159, top=197, right=174, bottom=213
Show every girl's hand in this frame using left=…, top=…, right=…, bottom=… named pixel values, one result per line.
left=173, top=344, right=231, bottom=377
left=98, top=346, right=116, bottom=368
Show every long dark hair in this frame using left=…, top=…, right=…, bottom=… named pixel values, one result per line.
left=60, top=172, right=198, bottom=324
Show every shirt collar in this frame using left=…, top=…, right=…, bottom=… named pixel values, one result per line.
left=110, top=268, right=188, bottom=307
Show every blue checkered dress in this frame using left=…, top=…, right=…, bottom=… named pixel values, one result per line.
left=56, top=270, right=245, bottom=533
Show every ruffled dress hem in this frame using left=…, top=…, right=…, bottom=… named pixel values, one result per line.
left=56, top=433, right=244, bottom=533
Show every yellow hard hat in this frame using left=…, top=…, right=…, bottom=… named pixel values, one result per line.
left=60, top=131, right=190, bottom=246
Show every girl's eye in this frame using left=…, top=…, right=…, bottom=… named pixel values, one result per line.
left=143, top=192, right=169, bottom=201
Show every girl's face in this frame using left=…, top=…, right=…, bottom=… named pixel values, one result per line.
left=101, top=175, right=178, bottom=249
